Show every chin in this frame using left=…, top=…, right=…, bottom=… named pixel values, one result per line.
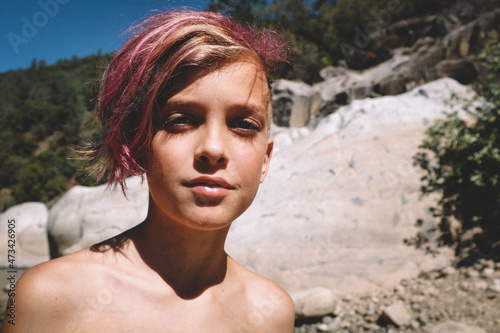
left=183, top=210, right=236, bottom=231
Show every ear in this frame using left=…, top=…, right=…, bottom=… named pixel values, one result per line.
left=260, top=138, right=274, bottom=183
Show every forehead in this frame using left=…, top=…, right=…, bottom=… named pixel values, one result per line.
left=167, top=60, right=270, bottom=111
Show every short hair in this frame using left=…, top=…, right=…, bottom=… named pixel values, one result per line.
left=90, top=10, right=288, bottom=190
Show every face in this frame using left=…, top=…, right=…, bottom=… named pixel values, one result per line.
left=146, top=60, right=273, bottom=231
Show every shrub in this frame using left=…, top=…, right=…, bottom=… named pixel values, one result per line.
left=414, top=36, right=500, bottom=256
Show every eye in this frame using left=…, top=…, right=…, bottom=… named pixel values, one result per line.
left=161, top=114, right=196, bottom=132
left=231, top=118, right=262, bottom=134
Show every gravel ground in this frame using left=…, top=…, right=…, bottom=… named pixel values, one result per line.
left=294, top=257, right=500, bottom=333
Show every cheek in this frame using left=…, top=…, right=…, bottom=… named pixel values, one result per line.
left=148, top=140, right=185, bottom=179
left=235, top=146, right=267, bottom=181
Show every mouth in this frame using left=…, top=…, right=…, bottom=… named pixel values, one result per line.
left=185, top=177, right=234, bottom=189
left=184, top=176, right=235, bottom=202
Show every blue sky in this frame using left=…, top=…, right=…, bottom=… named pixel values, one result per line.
left=0, top=0, right=212, bottom=73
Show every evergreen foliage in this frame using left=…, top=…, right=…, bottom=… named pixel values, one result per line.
left=0, top=54, right=111, bottom=210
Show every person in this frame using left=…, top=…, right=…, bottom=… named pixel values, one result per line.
left=2, top=9, right=294, bottom=332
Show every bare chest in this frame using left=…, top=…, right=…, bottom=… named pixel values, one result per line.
left=59, top=286, right=265, bottom=333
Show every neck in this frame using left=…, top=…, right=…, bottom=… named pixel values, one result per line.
left=130, top=204, right=230, bottom=299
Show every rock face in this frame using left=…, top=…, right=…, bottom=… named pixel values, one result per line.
left=0, top=202, right=50, bottom=267
left=272, top=4, right=500, bottom=128
left=48, top=176, right=148, bottom=256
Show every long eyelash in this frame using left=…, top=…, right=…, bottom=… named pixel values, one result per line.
left=233, top=119, right=262, bottom=132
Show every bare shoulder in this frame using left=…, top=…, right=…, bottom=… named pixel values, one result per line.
left=229, top=259, right=295, bottom=332
left=2, top=249, right=113, bottom=333
left=1, top=254, right=75, bottom=332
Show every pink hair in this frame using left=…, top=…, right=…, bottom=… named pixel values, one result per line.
left=93, top=10, right=288, bottom=190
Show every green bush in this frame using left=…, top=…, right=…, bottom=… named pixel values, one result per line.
left=415, top=36, right=500, bottom=255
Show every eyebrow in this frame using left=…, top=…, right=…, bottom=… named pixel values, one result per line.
left=162, top=99, right=267, bottom=115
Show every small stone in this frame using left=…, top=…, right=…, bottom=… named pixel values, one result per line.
left=481, top=267, right=495, bottom=279
left=440, top=266, right=456, bottom=277
left=488, top=278, right=500, bottom=293
left=380, top=301, right=412, bottom=327
left=410, top=320, right=421, bottom=329
left=474, top=280, right=489, bottom=291
left=326, top=321, right=341, bottom=332
left=483, top=260, right=495, bottom=270
left=316, top=323, right=329, bottom=332
left=459, top=281, right=470, bottom=291
left=410, top=295, right=425, bottom=304
left=466, top=269, right=480, bottom=279
left=293, top=287, right=337, bottom=318
left=332, top=303, right=344, bottom=316
left=363, top=322, right=380, bottom=330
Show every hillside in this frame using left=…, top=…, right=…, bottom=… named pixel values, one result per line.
left=0, top=54, right=112, bottom=211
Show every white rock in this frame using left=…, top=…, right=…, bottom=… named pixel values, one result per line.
left=292, top=287, right=337, bottom=318
left=48, top=176, right=148, bottom=256
left=0, top=202, right=50, bottom=267
left=381, top=301, right=412, bottom=327
left=489, top=279, right=500, bottom=293
left=440, top=266, right=456, bottom=277
left=481, top=267, right=494, bottom=279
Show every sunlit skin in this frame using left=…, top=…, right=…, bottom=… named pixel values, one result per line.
left=3, top=60, right=295, bottom=332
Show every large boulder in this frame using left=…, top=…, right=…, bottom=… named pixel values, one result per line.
left=0, top=202, right=50, bottom=267
left=48, top=176, right=148, bottom=256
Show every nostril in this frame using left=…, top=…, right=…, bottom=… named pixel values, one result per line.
left=197, top=154, right=226, bottom=165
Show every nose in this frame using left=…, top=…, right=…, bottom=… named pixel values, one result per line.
left=194, top=123, right=228, bottom=166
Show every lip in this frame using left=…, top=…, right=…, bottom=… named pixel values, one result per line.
left=184, top=176, right=235, bottom=200
left=185, top=176, right=234, bottom=189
